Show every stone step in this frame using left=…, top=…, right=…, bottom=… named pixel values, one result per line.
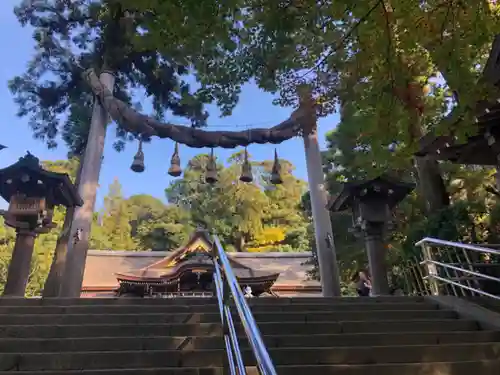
left=0, top=310, right=457, bottom=325
left=0, top=343, right=498, bottom=370
left=0, top=331, right=497, bottom=353
left=466, top=297, right=500, bottom=313
left=0, top=319, right=480, bottom=338
left=0, top=296, right=427, bottom=306
left=1, top=361, right=498, bottom=375
left=0, top=302, right=438, bottom=315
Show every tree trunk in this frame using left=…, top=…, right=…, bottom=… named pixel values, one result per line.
left=414, top=155, right=450, bottom=213
left=43, top=157, right=83, bottom=297
left=42, top=209, right=74, bottom=297
left=60, top=71, right=115, bottom=297
left=410, top=109, right=450, bottom=214
left=380, top=0, right=450, bottom=214
left=237, top=235, right=245, bottom=252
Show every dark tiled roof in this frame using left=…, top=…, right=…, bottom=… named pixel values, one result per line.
left=82, top=250, right=319, bottom=289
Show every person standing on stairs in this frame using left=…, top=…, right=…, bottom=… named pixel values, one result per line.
left=354, top=270, right=372, bottom=297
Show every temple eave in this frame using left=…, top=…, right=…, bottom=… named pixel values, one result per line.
left=116, top=273, right=280, bottom=286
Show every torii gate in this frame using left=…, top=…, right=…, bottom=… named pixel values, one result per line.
left=58, top=70, right=342, bottom=298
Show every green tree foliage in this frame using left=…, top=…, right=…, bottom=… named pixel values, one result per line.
left=0, top=218, right=17, bottom=295
left=135, top=205, right=193, bottom=251
left=126, top=194, right=166, bottom=235
left=92, top=178, right=136, bottom=250
left=122, top=0, right=255, bottom=117
left=9, top=0, right=235, bottom=157
left=135, top=1, right=500, bottom=129
left=166, top=152, right=311, bottom=252
left=124, top=193, right=193, bottom=251
left=133, top=1, right=500, bottom=214
left=42, top=158, right=80, bottom=181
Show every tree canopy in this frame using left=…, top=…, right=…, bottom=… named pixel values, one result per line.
left=9, top=0, right=248, bottom=155
left=106, top=1, right=500, bottom=213
left=165, top=151, right=310, bottom=252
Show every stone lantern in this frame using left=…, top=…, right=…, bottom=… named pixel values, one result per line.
left=328, top=175, right=414, bottom=296
left=0, top=153, right=82, bottom=297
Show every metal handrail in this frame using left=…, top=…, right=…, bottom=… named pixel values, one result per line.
left=422, top=274, right=500, bottom=300
left=416, top=237, right=500, bottom=256
left=420, top=260, right=500, bottom=283
left=416, top=237, right=500, bottom=301
left=212, top=235, right=277, bottom=375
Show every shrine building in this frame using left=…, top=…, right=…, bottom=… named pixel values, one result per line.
left=81, top=230, right=320, bottom=298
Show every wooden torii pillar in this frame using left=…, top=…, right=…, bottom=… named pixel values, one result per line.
left=60, top=71, right=115, bottom=297
left=298, top=87, right=341, bottom=297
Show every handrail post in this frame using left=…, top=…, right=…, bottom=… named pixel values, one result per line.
left=211, top=234, right=277, bottom=375
left=421, top=243, right=440, bottom=296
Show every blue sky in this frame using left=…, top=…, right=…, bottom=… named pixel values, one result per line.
left=0, top=0, right=339, bottom=209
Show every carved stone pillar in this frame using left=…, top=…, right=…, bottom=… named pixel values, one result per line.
left=363, top=222, right=390, bottom=296
left=3, top=229, right=37, bottom=297
left=61, top=71, right=115, bottom=297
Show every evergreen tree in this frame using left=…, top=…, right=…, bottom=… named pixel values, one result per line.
left=166, top=152, right=311, bottom=252
left=98, top=178, right=136, bottom=250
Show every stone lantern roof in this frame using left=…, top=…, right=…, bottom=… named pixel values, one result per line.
left=328, top=175, right=415, bottom=212
left=0, top=152, right=82, bottom=207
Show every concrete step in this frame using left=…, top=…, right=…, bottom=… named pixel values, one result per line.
left=466, top=297, right=500, bottom=313
left=0, top=331, right=497, bottom=353
left=1, top=361, right=498, bottom=375
left=0, top=343, right=498, bottom=370
left=0, top=302, right=439, bottom=315
left=0, top=319, right=480, bottom=339
left=0, top=310, right=457, bottom=325
left=0, top=296, right=427, bottom=306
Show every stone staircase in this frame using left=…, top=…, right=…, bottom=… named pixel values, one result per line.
left=0, top=296, right=499, bottom=374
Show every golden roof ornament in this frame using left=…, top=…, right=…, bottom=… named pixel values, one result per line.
left=239, top=147, right=253, bottom=183
left=130, top=138, right=145, bottom=173
left=270, top=149, right=283, bottom=185
left=205, top=148, right=218, bottom=184
left=168, top=142, right=182, bottom=177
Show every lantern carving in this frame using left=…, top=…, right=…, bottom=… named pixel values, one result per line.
left=131, top=139, right=145, bottom=173
left=168, top=142, right=182, bottom=177
left=205, top=148, right=218, bottom=184
left=239, top=148, right=253, bottom=183
left=270, top=149, right=283, bottom=185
